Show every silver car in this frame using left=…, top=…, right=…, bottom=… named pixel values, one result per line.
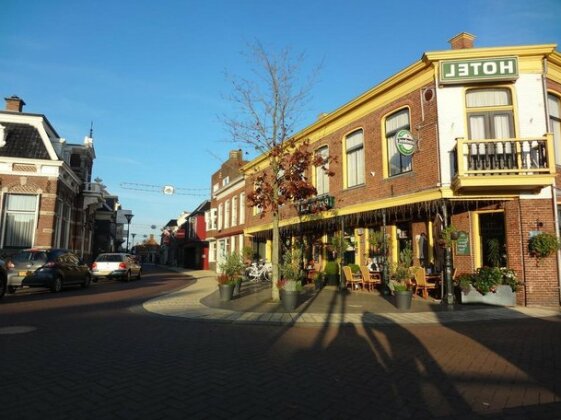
left=91, top=253, right=142, bottom=282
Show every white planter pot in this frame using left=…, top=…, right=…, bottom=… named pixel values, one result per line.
left=461, top=284, right=516, bottom=306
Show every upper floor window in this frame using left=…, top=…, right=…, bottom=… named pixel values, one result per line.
left=548, top=93, right=561, bottom=165
left=232, top=196, right=238, bottom=226
left=212, top=183, right=219, bottom=193
left=239, top=193, right=245, bottom=224
left=315, top=146, right=329, bottom=195
left=466, top=88, right=514, bottom=140
left=1, top=194, right=38, bottom=248
left=222, top=176, right=230, bottom=187
left=224, top=200, right=230, bottom=229
left=218, top=204, right=223, bottom=230
left=386, top=109, right=412, bottom=177
left=345, top=129, right=364, bottom=188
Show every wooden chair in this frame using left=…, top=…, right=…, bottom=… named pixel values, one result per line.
left=359, top=265, right=381, bottom=292
left=413, top=266, right=438, bottom=299
left=343, top=266, right=363, bottom=291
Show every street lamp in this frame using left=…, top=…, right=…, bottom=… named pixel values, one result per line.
left=125, top=213, right=134, bottom=252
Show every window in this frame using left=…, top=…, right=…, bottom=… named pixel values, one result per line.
left=54, top=200, right=72, bottom=248
left=386, top=109, right=412, bottom=176
left=345, top=130, right=364, bottom=187
left=222, top=176, right=230, bottom=187
left=213, top=183, right=219, bottom=193
left=224, top=200, right=230, bottom=229
left=239, top=193, right=245, bottom=224
left=1, top=194, right=38, bottom=248
left=232, top=196, right=238, bottom=226
left=466, top=88, right=514, bottom=140
left=315, top=146, right=329, bottom=195
left=209, top=241, right=216, bottom=262
left=218, top=204, right=223, bottom=230
left=548, top=93, right=561, bottom=165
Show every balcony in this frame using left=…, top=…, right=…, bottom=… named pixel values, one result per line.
left=452, top=134, right=556, bottom=194
left=82, top=182, right=106, bottom=209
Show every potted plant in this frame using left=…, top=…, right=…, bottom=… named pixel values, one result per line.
left=528, top=232, right=560, bottom=265
left=369, top=230, right=386, bottom=255
left=323, top=257, right=340, bottom=286
left=277, top=248, right=304, bottom=311
left=218, top=252, right=245, bottom=301
left=389, top=243, right=414, bottom=310
left=458, top=267, right=519, bottom=306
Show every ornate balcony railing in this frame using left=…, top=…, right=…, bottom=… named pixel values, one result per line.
left=452, top=135, right=555, bottom=193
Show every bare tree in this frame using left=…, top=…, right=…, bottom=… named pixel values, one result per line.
left=223, top=42, right=332, bottom=301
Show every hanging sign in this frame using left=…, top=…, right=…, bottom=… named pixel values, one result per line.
left=440, top=57, right=518, bottom=84
left=455, top=231, right=470, bottom=255
left=395, top=129, right=417, bottom=156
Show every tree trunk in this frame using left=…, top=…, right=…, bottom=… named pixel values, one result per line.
left=271, top=212, right=280, bottom=302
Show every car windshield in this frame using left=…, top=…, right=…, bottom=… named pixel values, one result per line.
left=96, top=254, right=123, bottom=262
left=12, top=251, right=48, bottom=264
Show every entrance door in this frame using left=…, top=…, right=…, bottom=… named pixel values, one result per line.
left=478, top=212, right=506, bottom=267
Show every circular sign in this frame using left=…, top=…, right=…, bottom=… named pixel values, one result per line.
left=395, top=129, right=417, bottom=156
left=162, top=185, right=175, bottom=195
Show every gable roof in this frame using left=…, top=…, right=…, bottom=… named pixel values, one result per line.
left=0, top=122, right=50, bottom=159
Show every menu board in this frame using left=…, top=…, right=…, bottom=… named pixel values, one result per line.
left=455, top=231, right=470, bottom=255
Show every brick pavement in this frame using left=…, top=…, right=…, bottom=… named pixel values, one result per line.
left=144, top=267, right=561, bottom=326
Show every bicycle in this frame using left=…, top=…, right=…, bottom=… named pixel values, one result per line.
left=245, top=260, right=272, bottom=282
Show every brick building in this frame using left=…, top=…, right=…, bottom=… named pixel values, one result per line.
left=242, top=33, right=561, bottom=307
left=0, top=95, right=102, bottom=261
left=206, top=150, right=248, bottom=272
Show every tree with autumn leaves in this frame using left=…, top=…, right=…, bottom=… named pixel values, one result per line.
left=224, top=43, right=333, bottom=301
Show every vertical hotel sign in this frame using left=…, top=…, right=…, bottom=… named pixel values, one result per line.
left=440, top=57, right=518, bottom=84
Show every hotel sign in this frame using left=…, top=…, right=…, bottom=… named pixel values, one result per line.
left=440, top=57, right=518, bottom=84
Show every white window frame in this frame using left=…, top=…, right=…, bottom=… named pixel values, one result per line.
left=345, top=129, right=365, bottom=188
left=548, top=92, right=561, bottom=165
left=239, top=193, right=245, bottom=224
left=386, top=109, right=412, bottom=177
left=218, top=204, right=223, bottom=230
left=315, top=145, right=330, bottom=195
left=224, top=200, right=230, bottom=229
left=1, top=193, right=39, bottom=248
left=232, top=196, right=238, bottom=226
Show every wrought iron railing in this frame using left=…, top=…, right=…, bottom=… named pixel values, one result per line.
left=454, top=134, right=555, bottom=177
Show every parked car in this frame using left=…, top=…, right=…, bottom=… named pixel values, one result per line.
left=11, top=249, right=92, bottom=293
left=0, top=258, right=7, bottom=298
left=91, top=253, right=142, bottom=282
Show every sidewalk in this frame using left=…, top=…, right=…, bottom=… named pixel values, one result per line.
left=143, top=266, right=561, bottom=326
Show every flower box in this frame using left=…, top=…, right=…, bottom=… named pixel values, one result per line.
left=460, top=284, right=516, bottom=306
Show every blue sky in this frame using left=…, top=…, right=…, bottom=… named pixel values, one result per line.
left=1, top=0, right=560, bottom=240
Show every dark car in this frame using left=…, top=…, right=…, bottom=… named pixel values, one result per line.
left=15, top=249, right=92, bottom=293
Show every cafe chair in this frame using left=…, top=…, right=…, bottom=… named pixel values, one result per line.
left=359, top=265, right=381, bottom=292
left=343, top=266, right=363, bottom=291
left=413, top=266, right=438, bottom=299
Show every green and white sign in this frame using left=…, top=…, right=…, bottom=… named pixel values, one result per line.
left=395, top=129, right=416, bottom=156
left=440, top=57, right=518, bottom=84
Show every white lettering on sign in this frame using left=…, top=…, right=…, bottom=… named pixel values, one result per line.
left=441, top=57, right=518, bottom=83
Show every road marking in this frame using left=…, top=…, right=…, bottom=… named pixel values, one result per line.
left=0, top=326, right=37, bottom=335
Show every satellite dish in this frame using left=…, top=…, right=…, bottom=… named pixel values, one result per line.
left=162, top=185, right=175, bottom=195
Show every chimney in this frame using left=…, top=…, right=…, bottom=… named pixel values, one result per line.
left=4, top=95, right=26, bottom=112
left=449, top=32, right=475, bottom=50
left=229, top=149, right=243, bottom=161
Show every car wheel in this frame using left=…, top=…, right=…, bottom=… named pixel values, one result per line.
left=8, top=286, right=18, bottom=294
left=125, top=271, right=131, bottom=282
left=81, top=274, right=91, bottom=289
left=51, top=276, right=63, bottom=293
left=136, top=270, right=142, bottom=280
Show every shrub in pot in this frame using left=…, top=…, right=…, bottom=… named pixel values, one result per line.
left=277, top=248, right=304, bottom=311
left=528, top=232, right=560, bottom=265
left=218, top=252, right=245, bottom=301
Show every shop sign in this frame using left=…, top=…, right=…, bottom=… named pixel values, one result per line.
left=395, top=129, right=417, bottom=156
left=455, top=231, right=470, bottom=255
left=440, top=57, right=518, bottom=84
left=297, top=194, right=334, bottom=215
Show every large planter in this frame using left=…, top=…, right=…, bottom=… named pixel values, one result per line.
left=219, top=284, right=235, bottom=302
left=394, top=290, right=413, bottom=310
left=461, top=284, right=516, bottom=306
left=280, top=289, right=299, bottom=311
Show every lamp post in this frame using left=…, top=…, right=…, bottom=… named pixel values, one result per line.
left=125, top=213, right=134, bottom=252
